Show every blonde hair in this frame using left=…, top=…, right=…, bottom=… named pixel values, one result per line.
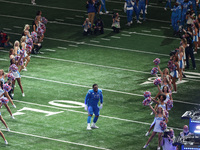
left=20, top=36, right=26, bottom=43
left=24, top=24, right=30, bottom=31
left=14, top=40, right=19, bottom=47
left=163, top=68, right=169, bottom=75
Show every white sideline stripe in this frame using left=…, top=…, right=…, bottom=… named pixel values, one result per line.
left=151, top=28, right=161, bottom=31
left=20, top=75, right=200, bottom=106
left=3, top=28, right=12, bottom=31
left=141, top=30, right=151, bottom=33
left=57, top=46, right=67, bottom=50
left=11, top=100, right=182, bottom=131
left=40, top=52, right=44, bottom=54
left=45, top=49, right=56, bottom=52
left=1, top=129, right=110, bottom=150
left=185, top=75, right=200, bottom=79
left=0, top=0, right=170, bottom=24
left=32, top=55, right=150, bottom=74
left=68, top=44, right=78, bottom=47
left=101, top=38, right=110, bottom=41
left=90, top=40, right=100, bottom=43
left=65, top=17, right=74, bottom=20
left=75, top=15, right=84, bottom=18
left=13, top=26, right=22, bottom=29
left=111, top=36, right=120, bottom=39
left=161, top=26, right=170, bottom=29
left=0, top=14, right=177, bottom=40
left=121, top=34, right=131, bottom=37
left=55, top=19, right=64, bottom=22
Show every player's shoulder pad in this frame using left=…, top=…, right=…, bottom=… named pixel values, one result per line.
left=88, top=89, right=93, bottom=94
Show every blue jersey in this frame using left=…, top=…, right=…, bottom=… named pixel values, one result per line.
left=182, top=1, right=192, bottom=13
left=125, top=0, right=134, bottom=8
left=171, top=5, right=181, bottom=19
left=176, top=0, right=184, bottom=5
left=85, top=89, right=103, bottom=107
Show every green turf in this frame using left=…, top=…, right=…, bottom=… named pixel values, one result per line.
left=0, top=0, right=200, bottom=149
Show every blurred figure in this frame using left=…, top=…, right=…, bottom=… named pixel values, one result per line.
left=112, top=13, right=120, bottom=33
left=0, top=31, right=12, bottom=49
left=171, top=3, right=181, bottom=36
left=99, top=0, right=109, bottom=14
left=86, top=0, right=96, bottom=27
left=31, top=0, right=36, bottom=5
left=124, top=0, right=134, bottom=26
left=83, top=18, right=92, bottom=35
left=180, top=125, right=191, bottom=137
left=94, top=18, right=104, bottom=34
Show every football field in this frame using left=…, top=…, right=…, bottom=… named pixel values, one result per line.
left=0, top=0, right=200, bottom=149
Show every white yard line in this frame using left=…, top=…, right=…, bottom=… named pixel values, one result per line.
left=151, top=28, right=161, bottom=31
left=121, top=34, right=131, bottom=37
left=57, top=46, right=67, bottom=49
left=65, top=17, right=74, bottom=20
left=45, top=49, right=56, bottom=52
left=141, top=30, right=151, bottom=33
left=55, top=18, right=64, bottom=22
left=1, top=129, right=110, bottom=150
left=161, top=26, right=170, bottom=29
left=75, top=15, right=84, bottom=18
left=3, top=28, right=12, bottom=30
left=0, top=58, right=8, bottom=61
left=11, top=100, right=182, bottom=131
left=184, top=71, right=200, bottom=76
left=101, top=38, right=110, bottom=41
left=111, top=36, right=121, bottom=39
left=90, top=40, right=100, bottom=43
left=13, top=26, right=22, bottom=29
left=68, top=44, right=78, bottom=47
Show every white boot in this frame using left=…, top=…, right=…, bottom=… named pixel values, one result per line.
left=87, top=123, right=92, bottom=130
left=91, top=123, right=99, bottom=129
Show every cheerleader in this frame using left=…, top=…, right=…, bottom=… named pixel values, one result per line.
left=143, top=105, right=168, bottom=149
left=13, top=40, right=21, bottom=56
left=0, top=70, right=6, bottom=84
left=10, top=56, right=25, bottom=97
left=180, top=38, right=187, bottom=70
left=170, top=55, right=180, bottom=93
left=21, top=36, right=30, bottom=72
left=0, top=129, right=8, bottom=144
left=157, top=66, right=171, bottom=82
left=146, top=94, right=168, bottom=136
left=0, top=81, right=15, bottom=119
left=193, top=22, right=198, bottom=54
left=0, top=112, right=10, bottom=132
left=178, top=46, right=184, bottom=81
left=9, top=49, right=15, bottom=60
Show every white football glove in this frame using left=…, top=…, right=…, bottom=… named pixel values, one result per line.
left=84, top=105, right=88, bottom=111
left=99, top=104, right=103, bottom=109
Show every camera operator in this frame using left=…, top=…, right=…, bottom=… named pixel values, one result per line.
left=161, top=129, right=178, bottom=150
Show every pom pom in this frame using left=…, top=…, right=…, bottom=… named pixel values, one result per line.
left=40, top=23, right=46, bottom=31
left=15, top=55, right=20, bottom=61
left=26, top=38, right=33, bottom=46
left=168, top=61, right=176, bottom=72
left=0, top=97, right=9, bottom=103
left=153, top=58, right=160, bottom=65
left=37, top=28, right=44, bottom=37
left=7, top=73, right=15, bottom=81
left=3, top=83, right=11, bottom=92
left=153, top=78, right=161, bottom=86
left=151, top=67, right=158, bottom=75
left=167, top=100, right=173, bottom=110
left=160, top=121, right=167, bottom=131
left=9, top=64, right=18, bottom=72
left=42, top=17, right=48, bottom=24
left=26, top=44, right=32, bottom=53
left=164, top=110, right=169, bottom=118
left=142, top=97, right=151, bottom=106
left=31, top=31, right=38, bottom=42
left=144, top=91, right=151, bottom=98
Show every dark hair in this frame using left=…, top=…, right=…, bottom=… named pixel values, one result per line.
left=195, top=22, right=199, bottom=30
left=36, top=10, right=42, bottom=16
left=10, top=58, right=15, bottom=65
left=162, top=86, right=169, bottom=93
left=158, top=94, right=166, bottom=101
left=0, top=81, right=3, bottom=89
left=93, top=84, right=98, bottom=88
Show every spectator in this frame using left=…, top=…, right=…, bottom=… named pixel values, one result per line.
left=0, top=31, right=13, bottom=49
left=112, top=13, right=120, bottom=33
left=83, top=18, right=92, bottom=35
left=86, top=0, right=96, bottom=27
left=186, top=10, right=195, bottom=28
left=171, top=3, right=181, bottom=36
left=99, top=0, right=109, bottom=14
left=94, top=18, right=104, bottom=34
left=161, top=129, right=177, bottom=150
